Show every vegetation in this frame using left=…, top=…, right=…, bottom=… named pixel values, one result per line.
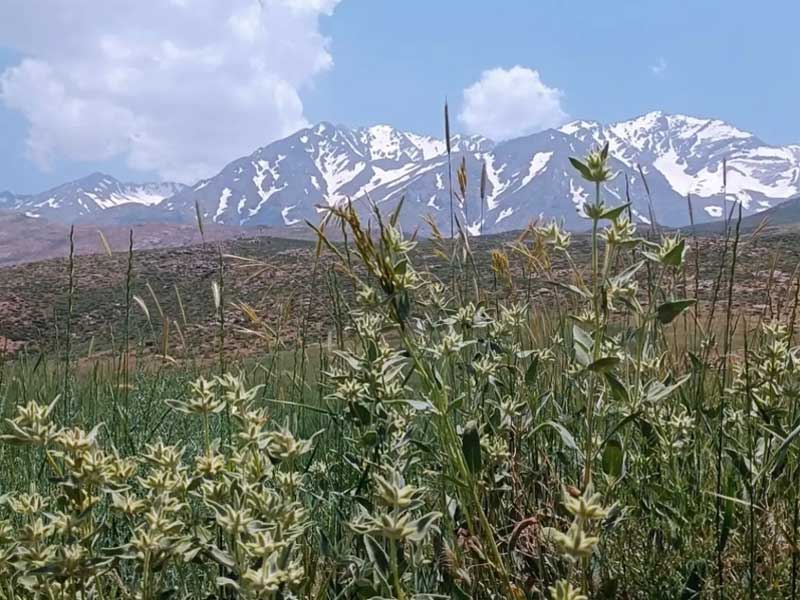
left=1, top=143, right=800, bottom=598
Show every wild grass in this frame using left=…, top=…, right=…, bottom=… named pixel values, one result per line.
left=0, top=142, right=799, bottom=599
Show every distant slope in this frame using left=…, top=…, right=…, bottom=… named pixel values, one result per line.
left=2, top=225, right=799, bottom=360
left=0, top=173, right=186, bottom=224
left=689, top=194, right=800, bottom=233
left=0, top=209, right=289, bottom=266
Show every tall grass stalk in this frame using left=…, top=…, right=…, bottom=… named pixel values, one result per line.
left=444, top=100, right=454, bottom=240
left=62, top=225, right=75, bottom=420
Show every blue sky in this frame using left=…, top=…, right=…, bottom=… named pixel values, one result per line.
left=305, top=0, right=799, bottom=139
left=1, top=0, right=798, bottom=193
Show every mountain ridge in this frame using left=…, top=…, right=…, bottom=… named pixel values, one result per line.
left=3, top=111, right=800, bottom=233
left=0, top=173, right=187, bottom=225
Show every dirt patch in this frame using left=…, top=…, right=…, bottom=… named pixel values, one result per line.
left=0, top=336, right=24, bottom=355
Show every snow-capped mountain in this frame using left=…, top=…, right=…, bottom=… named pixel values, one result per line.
left=160, top=123, right=493, bottom=230
left=160, top=113, right=800, bottom=232
left=3, top=112, right=800, bottom=233
left=1, top=173, right=186, bottom=224
left=562, top=112, right=800, bottom=223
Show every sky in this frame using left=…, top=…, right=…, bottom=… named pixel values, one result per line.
left=0, top=0, right=798, bottom=194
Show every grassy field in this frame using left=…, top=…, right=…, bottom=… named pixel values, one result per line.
left=2, top=147, right=800, bottom=598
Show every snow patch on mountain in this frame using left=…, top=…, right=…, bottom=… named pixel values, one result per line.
left=249, top=184, right=286, bottom=217
left=569, top=179, right=589, bottom=216
left=281, top=205, right=300, bottom=226
left=652, top=148, right=698, bottom=196
left=495, top=207, right=514, bottom=224
left=214, top=188, right=232, bottom=222
left=520, top=152, right=553, bottom=188
left=405, top=132, right=446, bottom=160
left=315, top=150, right=366, bottom=205
left=364, top=125, right=402, bottom=160
left=483, top=157, right=511, bottom=210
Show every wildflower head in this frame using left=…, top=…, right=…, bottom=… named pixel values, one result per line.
left=1, top=398, right=60, bottom=446
left=570, top=143, right=611, bottom=184
left=562, top=484, right=608, bottom=523
left=549, top=580, right=588, bottom=600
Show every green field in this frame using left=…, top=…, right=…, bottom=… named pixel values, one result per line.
left=2, top=151, right=800, bottom=599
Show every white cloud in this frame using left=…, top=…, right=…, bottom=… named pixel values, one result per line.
left=0, top=0, right=340, bottom=183
left=458, top=66, right=568, bottom=141
left=650, top=57, right=668, bottom=77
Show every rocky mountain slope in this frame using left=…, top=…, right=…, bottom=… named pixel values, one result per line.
left=0, top=173, right=186, bottom=224
left=3, top=112, right=800, bottom=233
left=161, top=113, right=800, bottom=232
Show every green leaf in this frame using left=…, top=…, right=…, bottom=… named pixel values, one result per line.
left=573, top=324, right=593, bottom=350
left=525, top=355, right=540, bottom=385
left=332, top=350, right=365, bottom=372
left=569, top=157, right=593, bottom=180
left=206, top=545, right=235, bottom=569
left=461, top=421, right=482, bottom=475
left=587, top=356, right=620, bottom=373
left=550, top=281, right=591, bottom=299
left=602, top=439, right=624, bottom=479
left=644, top=376, right=689, bottom=404
left=604, top=372, right=630, bottom=403
left=360, top=430, right=378, bottom=447
left=394, top=258, right=408, bottom=276
left=408, top=511, right=441, bottom=542
left=688, top=351, right=705, bottom=371
left=216, top=577, right=240, bottom=591
left=662, top=238, right=686, bottom=267
left=574, top=344, right=591, bottom=368
left=642, top=250, right=661, bottom=263
left=657, top=299, right=696, bottom=324
left=363, top=534, right=390, bottom=577
left=532, top=420, right=579, bottom=454
left=771, top=419, right=800, bottom=478
left=601, top=412, right=642, bottom=448
left=598, top=203, right=631, bottom=221
left=611, top=260, right=645, bottom=286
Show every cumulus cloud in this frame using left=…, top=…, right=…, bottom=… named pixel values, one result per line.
left=0, top=0, right=340, bottom=183
left=458, top=66, right=568, bottom=141
left=650, top=57, right=668, bottom=77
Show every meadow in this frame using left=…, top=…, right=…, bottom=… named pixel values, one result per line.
left=1, top=144, right=800, bottom=599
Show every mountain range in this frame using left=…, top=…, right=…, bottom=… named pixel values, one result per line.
left=3, top=111, right=800, bottom=235
left=0, top=174, right=187, bottom=225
